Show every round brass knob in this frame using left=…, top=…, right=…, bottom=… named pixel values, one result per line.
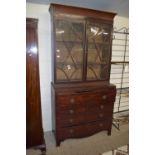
left=99, top=123, right=103, bottom=127
left=100, top=105, right=104, bottom=109
left=102, top=95, right=107, bottom=100
left=99, top=113, right=103, bottom=118
left=69, top=119, right=73, bottom=123
left=69, top=109, right=74, bottom=114
left=70, top=98, right=75, bottom=104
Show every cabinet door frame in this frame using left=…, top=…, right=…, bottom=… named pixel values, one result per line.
left=85, top=18, right=113, bottom=81
left=53, top=15, right=86, bottom=82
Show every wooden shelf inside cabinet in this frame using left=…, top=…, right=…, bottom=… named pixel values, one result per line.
left=111, top=61, right=129, bottom=64
left=56, top=40, right=110, bottom=45
left=49, top=3, right=117, bottom=146
left=56, top=40, right=84, bottom=43
left=56, top=62, right=108, bottom=66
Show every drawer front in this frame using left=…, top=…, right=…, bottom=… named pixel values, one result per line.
left=56, top=114, right=86, bottom=127
left=56, top=104, right=86, bottom=115
left=56, top=88, right=116, bottom=108
left=56, top=93, right=99, bottom=115
left=57, top=112, right=113, bottom=127
left=56, top=101, right=114, bottom=127
left=56, top=94, right=81, bottom=107
left=99, top=91, right=116, bottom=103
left=86, top=111, right=113, bottom=122
left=56, top=103, right=113, bottom=117
left=87, top=101, right=114, bottom=113
left=57, top=120, right=111, bottom=139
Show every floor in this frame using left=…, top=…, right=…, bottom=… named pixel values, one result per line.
left=26, top=124, right=128, bottom=155
left=102, top=145, right=129, bottom=155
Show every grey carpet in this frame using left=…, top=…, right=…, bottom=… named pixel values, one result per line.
left=26, top=124, right=128, bottom=155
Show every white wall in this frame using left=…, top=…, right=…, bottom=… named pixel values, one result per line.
left=26, top=3, right=129, bottom=132
left=114, top=16, right=129, bottom=29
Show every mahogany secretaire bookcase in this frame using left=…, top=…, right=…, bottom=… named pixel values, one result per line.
left=49, top=4, right=116, bottom=146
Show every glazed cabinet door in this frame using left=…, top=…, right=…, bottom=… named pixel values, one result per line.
left=54, top=14, right=85, bottom=82
left=86, top=20, right=112, bottom=81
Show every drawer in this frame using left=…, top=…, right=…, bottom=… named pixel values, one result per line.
left=57, top=120, right=111, bottom=139
left=56, top=114, right=86, bottom=127
left=56, top=90, right=116, bottom=108
left=86, top=110, right=113, bottom=122
left=56, top=95, right=81, bottom=107
left=56, top=110, right=113, bottom=127
left=55, top=94, right=100, bottom=113
left=56, top=101, right=114, bottom=116
left=97, top=91, right=116, bottom=103
left=56, top=93, right=101, bottom=108
left=87, top=101, right=114, bottom=112
left=56, top=105, right=86, bottom=115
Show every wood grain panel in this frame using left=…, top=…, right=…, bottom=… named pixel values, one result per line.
left=26, top=18, right=45, bottom=151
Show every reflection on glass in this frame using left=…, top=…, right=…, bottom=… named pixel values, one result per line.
left=90, top=27, right=99, bottom=36
left=90, top=27, right=109, bottom=37
left=56, top=28, right=65, bottom=34
left=103, top=32, right=108, bottom=35
left=67, top=65, right=71, bottom=70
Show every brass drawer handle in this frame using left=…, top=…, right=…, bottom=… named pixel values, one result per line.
left=100, top=105, right=104, bottom=109
left=69, top=118, right=73, bottom=123
left=70, top=98, right=75, bottom=103
left=69, top=129, right=74, bottom=133
left=102, top=95, right=107, bottom=100
left=99, top=123, right=103, bottom=127
left=69, top=109, right=74, bottom=114
left=99, top=113, right=103, bottom=118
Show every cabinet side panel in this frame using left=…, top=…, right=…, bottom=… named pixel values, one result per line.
left=51, top=83, right=56, bottom=131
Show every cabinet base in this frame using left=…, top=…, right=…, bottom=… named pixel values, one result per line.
left=32, top=144, right=46, bottom=155
left=27, top=139, right=46, bottom=154
left=108, top=129, right=111, bottom=135
left=55, top=129, right=112, bottom=147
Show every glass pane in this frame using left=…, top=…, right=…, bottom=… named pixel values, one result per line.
left=55, top=15, right=84, bottom=82
left=86, top=21, right=111, bottom=80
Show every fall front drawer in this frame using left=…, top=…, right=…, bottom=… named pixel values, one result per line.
left=56, top=93, right=115, bottom=114
left=56, top=90, right=116, bottom=108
